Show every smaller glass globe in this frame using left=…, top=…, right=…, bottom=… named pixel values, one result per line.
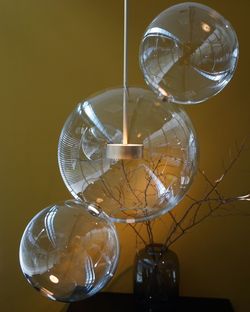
left=139, top=2, right=239, bottom=104
left=19, top=200, right=119, bottom=302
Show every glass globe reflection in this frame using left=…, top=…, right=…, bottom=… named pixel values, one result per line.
left=19, top=200, right=119, bottom=302
left=58, top=87, right=198, bottom=223
left=139, top=2, right=239, bottom=104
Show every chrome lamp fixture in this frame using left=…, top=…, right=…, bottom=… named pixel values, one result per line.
left=19, top=1, right=238, bottom=303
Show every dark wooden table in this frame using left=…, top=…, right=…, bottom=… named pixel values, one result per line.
left=67, top=292, right=234, bottom=311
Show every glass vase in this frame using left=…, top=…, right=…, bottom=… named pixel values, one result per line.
left=133, top=243, right=179, bottom=309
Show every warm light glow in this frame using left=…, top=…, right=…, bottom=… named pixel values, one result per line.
left=49, top=275, right=59, bottom=284
left=201, top=22, right=211, bottom=32
left=96, top=197, right=104, bottom=204
left=123, top=132, right=128, bottom=145
left=158, top=87, right=168, bottom=97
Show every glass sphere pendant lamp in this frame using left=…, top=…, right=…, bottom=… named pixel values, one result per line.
left=139, top=2, right=239, bottom=104
left=58, top=86, right=198, bottom=223
left=19, top=0, right=238, bottom=303
left=19, top=200, right=119, bottom=302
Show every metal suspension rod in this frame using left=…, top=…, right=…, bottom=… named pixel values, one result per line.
left=106, top=0, right=143, bottom=161
left=123, top=0, right=128, bottom=144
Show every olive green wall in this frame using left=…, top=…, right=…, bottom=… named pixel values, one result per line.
left=0, top=0, right=249, bottom=311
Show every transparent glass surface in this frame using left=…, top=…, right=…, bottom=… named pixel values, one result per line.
left=140, top=2, right=239, bottom=104
left=58, top=87, right=198, bottom=223
left=19, top=200, right=119, bottom=302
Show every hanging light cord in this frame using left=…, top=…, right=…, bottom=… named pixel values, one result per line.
left=123, top=0, right=128, bottom=144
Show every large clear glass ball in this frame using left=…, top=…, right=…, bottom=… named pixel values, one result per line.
left=58, top=87, right=198, bottom=223
left=19, top=200, right=119, bottom=302
left=139, top=2, right=239, bottom=104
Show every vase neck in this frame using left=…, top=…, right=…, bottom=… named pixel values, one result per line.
left=145, top=243, right=167, bottom=256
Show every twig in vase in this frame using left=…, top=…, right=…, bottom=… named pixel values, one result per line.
left=128, top=138, right=250, bottom=249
